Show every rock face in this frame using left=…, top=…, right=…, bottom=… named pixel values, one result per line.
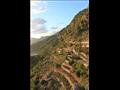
left=31, top=8, right=89, bottom=90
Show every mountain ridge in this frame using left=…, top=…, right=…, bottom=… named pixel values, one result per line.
left=31, top=8, right=89, bottom=56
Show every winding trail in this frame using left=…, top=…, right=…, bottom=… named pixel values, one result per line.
left=55, top=68, right=74, bottom=90
left=54, top=60, right=81, bottom=90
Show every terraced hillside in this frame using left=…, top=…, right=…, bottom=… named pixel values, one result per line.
left=31, top=8, right=89, bottom=90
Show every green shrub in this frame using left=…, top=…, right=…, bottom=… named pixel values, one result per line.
left=76, top=69, right=81, bottom=77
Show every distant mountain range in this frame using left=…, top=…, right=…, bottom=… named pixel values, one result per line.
left=31, top=36, right=49, bottom=45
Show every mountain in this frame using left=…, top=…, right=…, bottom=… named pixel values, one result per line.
left=31, top=8, right=89, bottom=90
left=31, top=36, right=49, bottom=45
left=31, top=8, right=89, bottom=55
left=31, top=38, right=39, bottom=45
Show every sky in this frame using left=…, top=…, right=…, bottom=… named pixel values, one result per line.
left=30, top=0, right=89, bottom=39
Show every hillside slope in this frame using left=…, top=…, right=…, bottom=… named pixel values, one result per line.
left=31, top=8, right=89, bottom=56
left=31, top=8, right=89, bottom=90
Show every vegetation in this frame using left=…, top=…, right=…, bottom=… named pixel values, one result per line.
left=56, top=63, right=61, bottom=68
left=30, top=8, right=89, bottom=90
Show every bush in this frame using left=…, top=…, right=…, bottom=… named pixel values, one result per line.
left=41, top=80, right=48, bottom=86
left=69, top=60, right=74, bottom=65
left=34, top=79, right=39, bottom=85
left=76, top=69, right=81, bottom=77
left=75, top=64, right=85, bottom=77
left=56, top=64, right=61, bottom=68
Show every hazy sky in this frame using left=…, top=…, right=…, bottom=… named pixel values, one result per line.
left=30, top=0, right=89, bottom=39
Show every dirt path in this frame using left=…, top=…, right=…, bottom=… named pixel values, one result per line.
left=54, top=61, right=81, bottom=90
left=61, top=62, right=80, bottom=83
left=52, top=50, right=89, bottom=89
left=55, top=68, right=74, bottom=90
